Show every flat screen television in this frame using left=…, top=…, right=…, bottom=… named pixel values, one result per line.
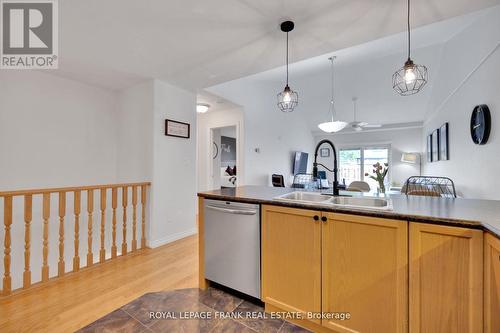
left=293, top=152, right=308, bottom=175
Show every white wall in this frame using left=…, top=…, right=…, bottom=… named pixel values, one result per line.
left=117, top=80, right=154, bottom=182
left=208, top=80, right=316, bottom=186
left=0, top=71, right=123, bottom=289
left=197, top=107, right=244, bottom=192
left=0, top=74, right=198, bottom=289
left=423, top=7, right=500, bottom=199
left=315, top=127, right=422, bottom=187
left=149, top=80, right=197, bottom=247
left=0, top=71, right=118, bottom=189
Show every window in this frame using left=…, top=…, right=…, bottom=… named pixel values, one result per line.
left=339, top=146, right=390, bottom=190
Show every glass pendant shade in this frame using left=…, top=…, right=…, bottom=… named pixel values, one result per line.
left=318, top=119, right=348, bottom=133
left=277, top=85, right=298, bottom=112
left=277, top=21, right=298, bottom=112
left=318, top=56, right=348, bottom=133
left=393, top=59, right=428, bottom=96
left=393, top=0, right=428, bottom=96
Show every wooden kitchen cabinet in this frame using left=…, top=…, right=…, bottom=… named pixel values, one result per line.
left=262, top=205, right=322, bottom=324
left=321, top=213, right=408, bottom=333
left=409, top=222, right=483, bottom=333
left=484, top=233, right=500, bottom=333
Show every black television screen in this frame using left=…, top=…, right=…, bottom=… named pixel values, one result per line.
left=293, top=152, right=308, bottom=175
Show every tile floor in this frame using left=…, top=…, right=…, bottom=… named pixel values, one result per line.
left=76, top=287, right=312, bottom=333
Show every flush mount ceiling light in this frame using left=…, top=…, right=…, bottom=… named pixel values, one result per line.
left=277, top=21, right=298, bottom=113
left=196, top=103, right=210, bottom=113
left=392, top=0, right=428, bottom=96
left=318, top=56, right=348, bottom=133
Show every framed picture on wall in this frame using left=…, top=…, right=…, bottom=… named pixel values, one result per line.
left=165, top=119, right=190, bottom=139
left=427, top=134, right=432, bottom=162
left=432, top=129, right=440, bottom=162
left=320, top=148, right=330, bottom=157
left=439, top=123, right=449, bottom=161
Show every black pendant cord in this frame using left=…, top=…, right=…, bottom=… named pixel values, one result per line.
left=286, top=31, right=289, bottom=86
left=407, top=0, right=411, bottom=61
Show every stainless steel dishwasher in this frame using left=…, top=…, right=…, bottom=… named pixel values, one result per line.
left=204, top=199, right=260, bottom=298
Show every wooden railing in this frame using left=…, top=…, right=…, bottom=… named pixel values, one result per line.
left=0, top=182, right=150, bottom=296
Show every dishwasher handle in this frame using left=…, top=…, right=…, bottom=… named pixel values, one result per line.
left=206, top=205, right=258, bottom=215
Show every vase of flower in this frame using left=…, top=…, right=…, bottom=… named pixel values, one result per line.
left=365, top=162, right=389, bottom=194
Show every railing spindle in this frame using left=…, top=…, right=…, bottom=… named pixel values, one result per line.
left=3, top=196, right=13, bottom=295
left=73, top=190, right=81, bottom=271
left=86, top=190, right=94, bottom=267
left=0, top=182, right=149, bottom=295
left=99, top=188, right=106, bottom=263
left=58, top=192, right=66, bottom=277
left=141, top=185, right=146, bottom=248
left=23, top=195, right=32, bottom=289
left=132, top=186, right=138, bottom=251
left=121, top=186, right=128, bottom=255
left=42, top=193, right=50, bottom=282
left=111, top=188, right=117, bottom=258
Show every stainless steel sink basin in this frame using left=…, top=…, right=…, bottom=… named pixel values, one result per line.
left=275, top=192, right=332, bottom=204
left=330, top=196, right=391, bottom=209
left=273, top=191, right=392, bottom=210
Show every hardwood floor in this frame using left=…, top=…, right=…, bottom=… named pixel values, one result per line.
left=0, top=235, right=198, bottom=333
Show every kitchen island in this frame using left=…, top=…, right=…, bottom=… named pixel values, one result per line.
left=198, top=186, right=500, bottom=333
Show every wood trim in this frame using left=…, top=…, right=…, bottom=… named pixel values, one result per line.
left=58, top=192, right=66, bottom=277
left=99, top=189, right=106, bottom=263
left=41, top=193, right=50, bottom=282
left=409, top=222, right=483, bottom=333
left=3, top=196, right=13, bottom=295
left=484, top=233, right=500, bottom=333
left=87, top=190, right=94, bottom=267
left=0, top=182, right=151, bottom=197
left=121, top=186, right=128, bottom=255
left=1, top=182, right=151, bottom=297
left=73, top=190, right=81, bottom=271
left=23, top=194, right=32, bottom=289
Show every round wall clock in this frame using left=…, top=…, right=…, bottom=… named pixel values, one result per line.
left=470, top=104, right=491, bottom=145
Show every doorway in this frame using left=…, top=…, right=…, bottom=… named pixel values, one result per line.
left=211, top=126, right=238, bottom=189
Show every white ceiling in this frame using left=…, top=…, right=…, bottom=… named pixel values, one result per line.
left=53, top=0, right=500, bottom=90
left=206, top=6, right=499, bottom=132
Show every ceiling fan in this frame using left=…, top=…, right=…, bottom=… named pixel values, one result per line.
left=349, top=97, right=382, bottom=131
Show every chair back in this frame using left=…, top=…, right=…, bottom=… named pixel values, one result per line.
left=403, top=176, right=456, bottom=198
left=272, top=174, right=285, bottom=187
left=347, top=181, right=371, bottom=192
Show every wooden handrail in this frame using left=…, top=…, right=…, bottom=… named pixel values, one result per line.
left=1, top=182, right=151, bottom=297
left=0, top=182, right=151, bottom=197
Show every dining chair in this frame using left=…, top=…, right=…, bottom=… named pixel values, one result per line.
left=347, top=181, right=371, bottom=192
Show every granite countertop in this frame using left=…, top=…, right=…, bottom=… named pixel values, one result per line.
left=198, top=185, right=500, bottom=238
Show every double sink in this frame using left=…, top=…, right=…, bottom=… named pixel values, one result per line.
left=274, top=191, right=393, bottom=211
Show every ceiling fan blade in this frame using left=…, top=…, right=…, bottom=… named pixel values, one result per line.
left=357, top=122, right=369, bottom=127
left=362, top=124, right=382, bottom=128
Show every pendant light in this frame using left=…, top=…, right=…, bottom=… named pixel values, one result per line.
left=318, top=56, right=348, bottom=133
left=392, top=0, right=428, bottom=96
left=277, top=21, right=298, bottom=112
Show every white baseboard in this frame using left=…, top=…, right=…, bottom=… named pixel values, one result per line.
left=148, top=228, right=198, bottom=248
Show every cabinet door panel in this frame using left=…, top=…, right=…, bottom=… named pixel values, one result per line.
left=410, top=223, right=483, bottom=333
left=262, top=205, right=321, bottom=323
left=485, top=233, right=500, bottom=333
left=322, top=213, right=408, bottom=333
